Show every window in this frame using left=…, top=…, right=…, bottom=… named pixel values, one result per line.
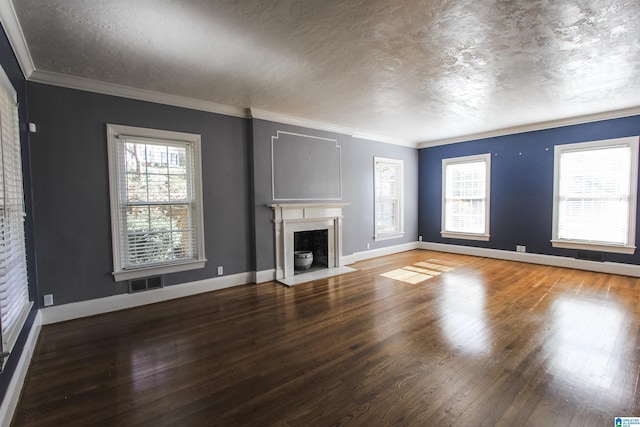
left=441, top=154, right=491, bottom=240
left=374, top=157, right=404, bottom=240
left=107, top=124, right=206, bottom=281
left=0, top=66, right=30, bottom=357
left=552, top=137, right=638, bottom=254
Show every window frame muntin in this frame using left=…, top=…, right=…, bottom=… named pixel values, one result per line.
left=551, top=136, right=639, bottom=254
left=373, top=156, right=405, bottom=241
left=441, top=153, right=491, bottom=241
left=107, top=124, right=206, bottom=281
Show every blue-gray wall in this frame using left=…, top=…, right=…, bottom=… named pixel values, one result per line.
left=418, top=115, right=640, bottom=264
left=27, top=82, right=254, bottom=305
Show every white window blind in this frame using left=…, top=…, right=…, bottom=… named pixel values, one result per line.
left=552, top=137, right=638, bottom=254
left=374, top=157, right=404, bottom=240
left=442, top=154, right=491, bottom=240
left=107, top=125, right=206, bottom=281
left=0, top=66, right=30, bottom=355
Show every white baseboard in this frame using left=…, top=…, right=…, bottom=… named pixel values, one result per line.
left=342, top=242, right=420, bottom=265
left=41, top=271, right=254, bottom=325
left=0, top=310, right=42, bottom=427
left=419, top=242, right=640, bottom=277
left=255, top=269, right=276, bottom=284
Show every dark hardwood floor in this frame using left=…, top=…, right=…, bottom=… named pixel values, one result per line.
left=12, top=250, right=640, bottom=426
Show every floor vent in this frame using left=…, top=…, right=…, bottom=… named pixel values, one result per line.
left=128, top=276, right=164, bottom=293
left=576, top=250, right=605, bottom=262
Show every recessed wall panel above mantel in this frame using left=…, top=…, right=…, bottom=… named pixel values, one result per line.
left=271, top=131, right=342, bottom=201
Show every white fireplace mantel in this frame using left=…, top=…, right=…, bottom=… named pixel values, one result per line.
left=269, top=202, right=351, bottom=285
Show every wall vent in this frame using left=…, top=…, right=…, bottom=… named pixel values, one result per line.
left=576, top=250, right=605, bottom=262
left=128, top=276, right=164, bottom=293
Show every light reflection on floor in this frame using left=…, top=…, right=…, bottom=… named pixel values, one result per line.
left=380, top=258, right=491, bottom=356
left=547, top=296, right=625, bottom=394
left=438, top=273, right=491, bottom=356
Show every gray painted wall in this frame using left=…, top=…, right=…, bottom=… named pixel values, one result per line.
left=345, top=137, right=419, bottom=255
left=251, top=119, right=419, bottom=272
left=25, top=83, right=418, bottom=307
left=27, top=82, right=253, bottom=306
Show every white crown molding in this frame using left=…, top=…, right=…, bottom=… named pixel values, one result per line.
left=418, top=106, right=640, bottom=148
left=0, top=0, right=35, bottom=78
left=250, top=108, right=416, bottom=147
left=352, top=131, right=417, bottom=148
left=29, top=69, right=249, bottom=118
left=25, top=69, right=418, bottom=148
left=250, top=108, right=356, bottom=136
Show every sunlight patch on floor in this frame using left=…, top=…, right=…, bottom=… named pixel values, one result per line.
left=381, top=258, right=462, bottom=284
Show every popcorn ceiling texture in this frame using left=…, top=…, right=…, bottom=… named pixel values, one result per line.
left=13, top=0, right=640, bottom=143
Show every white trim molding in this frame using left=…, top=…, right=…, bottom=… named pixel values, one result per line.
left=0, top=0, right=35, bottom=78
left=0, top=310, right=41, bottom=427
left=342, top=242, right=419, bottom=265
left=251, top=108, right=354, bottom=136
left=250, top=109, right=416, bottom=148
left=418, top=106, right=640, bottom=148
left=419, top=241, right=640, bottom=277
left=41, top=271, right=254, bottom=325
left=254, top=269, right=276, bottom=284
left=352, top=131, right=417, bottom=148
left=31, top=70, right=248, bottom=118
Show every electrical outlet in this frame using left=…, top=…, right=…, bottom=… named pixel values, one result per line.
left=520, top=245, right=526, bottom=253
left=418, top=235, right=423, bottom=242
left=217, top=266, right=223, bottom=275
left=366, top=243, right=370, bottom=250
left=43, top=294, right=54, bottom=307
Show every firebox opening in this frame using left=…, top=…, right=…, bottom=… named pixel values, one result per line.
left=294, top=229, right=329, bottom=275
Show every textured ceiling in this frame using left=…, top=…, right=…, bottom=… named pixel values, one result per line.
left=9, top=0, right=640, bottom=144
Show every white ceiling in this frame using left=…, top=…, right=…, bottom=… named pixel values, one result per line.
left=3, top=0, right=640, bottom=146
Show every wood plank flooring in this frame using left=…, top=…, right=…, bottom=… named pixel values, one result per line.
left=12, top=250, right=640, bottom=426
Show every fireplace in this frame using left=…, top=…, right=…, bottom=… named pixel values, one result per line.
left=294, top=229, right=329, bottom=274
left=270, top=203, right=353, bottom=285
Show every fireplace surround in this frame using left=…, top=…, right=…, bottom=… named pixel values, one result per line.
left=270, top=203, right=353, bottom=285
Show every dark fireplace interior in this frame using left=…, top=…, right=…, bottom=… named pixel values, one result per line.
left=294, top=229, right=328, bottom=274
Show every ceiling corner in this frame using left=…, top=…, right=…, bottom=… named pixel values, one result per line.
left=0, top=0, right=35, bottom=78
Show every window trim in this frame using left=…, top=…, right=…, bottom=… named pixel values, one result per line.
left=441, top=153, right=491, bottom=241
left=107, top=124, right=207, bottom=281
left=374, top=157, right=404, bottom=241
left=0, top=63, right=31, bottom=357
left=551, top=137, right=639, bottom=254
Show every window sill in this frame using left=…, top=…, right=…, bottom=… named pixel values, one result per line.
left=551, top=240, right=636, bottom=255
left=441, top=231, right=490, bottom=241
left=374, top=232, right=405, bottom=242
left=113, top=259, right=207, bottom=281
